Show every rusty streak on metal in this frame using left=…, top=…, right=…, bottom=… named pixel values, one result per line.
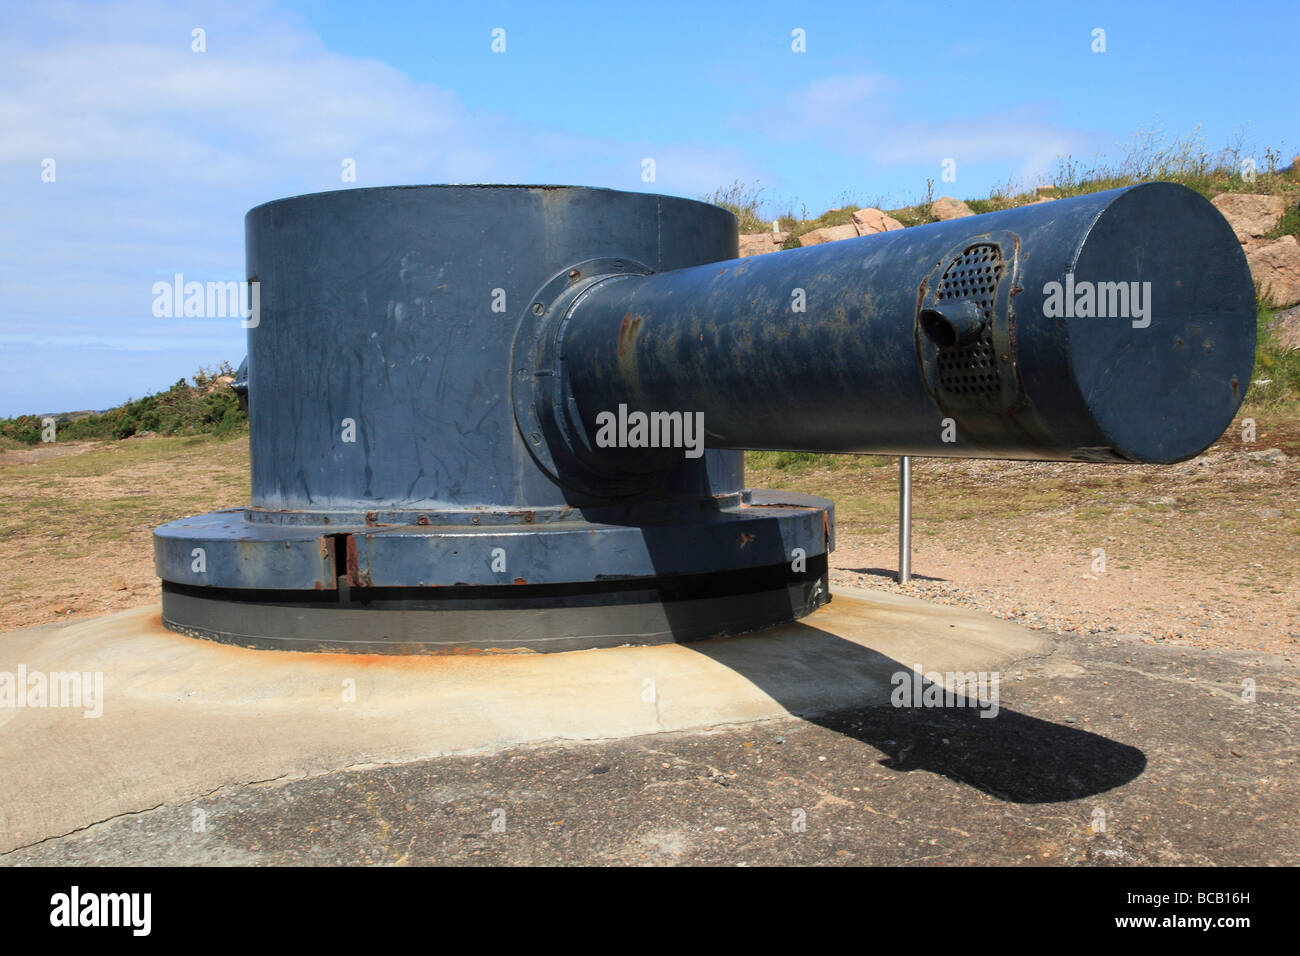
left=345, top=534, right=368, bottom=587
left=617, top=313, right=642, bottom=359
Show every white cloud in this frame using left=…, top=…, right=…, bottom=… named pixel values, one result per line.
left=0, top=0, right=761, bottom=417
left=763, top=73, right=897, bottom=134
left=733, top=72, right=1094, bottom=182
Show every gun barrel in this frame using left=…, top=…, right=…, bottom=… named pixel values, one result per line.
left=554, top=183, right=1254, bottom=471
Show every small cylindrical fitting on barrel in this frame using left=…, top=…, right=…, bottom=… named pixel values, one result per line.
left=920, top=301, right=984, bottom=349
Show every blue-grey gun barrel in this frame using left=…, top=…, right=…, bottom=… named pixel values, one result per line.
left=555, top=183, right=1254, bottom=472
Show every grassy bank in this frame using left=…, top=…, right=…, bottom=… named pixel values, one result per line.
left=0, top=362, right=245, bottom=448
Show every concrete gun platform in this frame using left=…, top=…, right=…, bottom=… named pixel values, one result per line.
left=3, top=587, right=1296, bottom=865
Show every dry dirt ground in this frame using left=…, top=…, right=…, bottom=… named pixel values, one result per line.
left=0, top=415, right=1296, bottom=654
left=750, top=415, right=1300, bottom=656
left=0, top=434, right=249, bottom=632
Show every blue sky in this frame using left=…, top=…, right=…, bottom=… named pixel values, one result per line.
left=1, top=0, right=1295, bottom=417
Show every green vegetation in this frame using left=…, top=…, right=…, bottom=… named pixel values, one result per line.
left=1049, top=123, right=1294, bottom=205
left=1249, top=296, right=1300, bottom=411
left=784, top=204, right=860, bottom=238
left=746, top=450, right=891, bottom=473
left=1264, top=202, right=1300, bottom=242
left=0, top=362, right=246, bottom=447
left=703, top=180, right=770, bottom=234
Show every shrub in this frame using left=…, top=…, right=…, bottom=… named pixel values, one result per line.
left=0, top=361, right=247, bottom=446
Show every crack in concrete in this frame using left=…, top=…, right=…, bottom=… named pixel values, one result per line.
left=1, top=803, right=165, bottom=857
left=0, top=772, right=298, bottom=856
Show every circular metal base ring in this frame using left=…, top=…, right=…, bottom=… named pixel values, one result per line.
left=160, top=559, right=830, bottom=654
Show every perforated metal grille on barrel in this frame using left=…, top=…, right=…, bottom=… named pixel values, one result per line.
left=935, top=243, right=1005, bottom=397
